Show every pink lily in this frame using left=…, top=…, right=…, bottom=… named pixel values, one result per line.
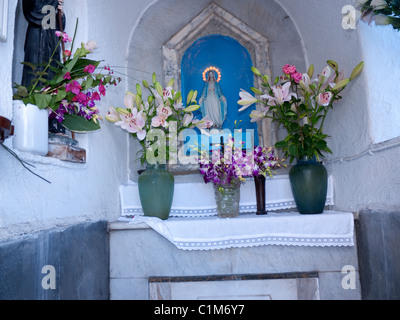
left=152, top=113, right=168, bottom=128
left=316, top=92, right=333, bottom=106
left=115, top=108, right=146, bottom=140
left=157, top=105, right=172, bottom=118
left=261, top=82, right=297, bottom=106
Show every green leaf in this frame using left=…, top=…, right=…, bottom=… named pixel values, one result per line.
left=274, top=140, right=287, bottom=149
left=16, top=86, right=29, bottom=98
left=33, top=93, right=52, bottom=109
left=61, top=113, right=101, bottom=133
left=288, top=144, right=298, bottom=157
left=55, top=90, right=67, bottom=102
left=21, top=61, right=37, bottom=71
left=85, top=76, right=94, bottom=90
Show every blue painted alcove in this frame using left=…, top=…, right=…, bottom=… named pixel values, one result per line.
left=181, top=34, right=258, bottom=150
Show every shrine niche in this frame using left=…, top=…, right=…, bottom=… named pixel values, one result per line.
left=125, top=0, right=306, bottom=179
left=162, top=2, right=273, bottom=150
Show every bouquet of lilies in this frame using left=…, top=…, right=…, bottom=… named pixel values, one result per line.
left=105, top=73, right=213, bottom=165
left=238, top=60, right=363, bottom=163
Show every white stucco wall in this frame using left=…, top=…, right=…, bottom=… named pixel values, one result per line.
left=280, top=0, right=399, bottom=211
left=0, top=0, right=130, bottom=240
left=358, top=21, right=400, bottom=144
left=1, top=0, right=398, bottom=241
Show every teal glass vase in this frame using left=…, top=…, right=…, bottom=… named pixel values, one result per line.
left=289, top=156, right=328, bottom=214
left=138, top=163, right=174, bottom=220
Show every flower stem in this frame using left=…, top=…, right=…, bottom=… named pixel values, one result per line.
left=29, top=38, right=63, bottom=96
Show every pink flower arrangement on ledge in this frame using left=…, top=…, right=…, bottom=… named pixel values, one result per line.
left=105, top=73, right=213, bottom=165
left=238, top=60, right=364, bottom=163
left=13, top=21, right=121, bottom=133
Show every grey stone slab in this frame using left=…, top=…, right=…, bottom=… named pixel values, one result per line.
left=110, top=278, right=149, bottom=300
left=358, top=210, right=400, bottom=300
left=0, top=221, right=109, bottom=300
left=381, top=211, right=400, bottom=299
left=318, top=271, right=361, bottom=300
left=109, top=229, right=232, bottom=278
left=230, top=243, right=359, bottom=275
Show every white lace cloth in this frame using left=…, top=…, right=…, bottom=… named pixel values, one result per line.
left=128, top=211, right=354, bottom=251
left=119, top=175, right=334, bottom=218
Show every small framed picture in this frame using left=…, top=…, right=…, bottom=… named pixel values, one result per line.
left=0, top=0, right=8, bottom=42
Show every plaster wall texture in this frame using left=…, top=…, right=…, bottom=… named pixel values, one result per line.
left=0, top=0, right=399, bottom=241
left=358, top=21, right=400, bottom=144
left=278, top=0, right=400, bottom=212
left=0, top=0, right=129, bottom=241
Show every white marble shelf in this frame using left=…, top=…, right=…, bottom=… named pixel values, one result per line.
left=109, top=210, right=356, bottom=250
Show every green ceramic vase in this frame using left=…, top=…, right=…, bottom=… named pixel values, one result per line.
left=138, top=163, right=174, bottom=220
left=289, top=156, right=328, bottom=214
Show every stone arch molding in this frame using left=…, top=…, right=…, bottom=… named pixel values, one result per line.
left=162, top=2, right=272, bottom=146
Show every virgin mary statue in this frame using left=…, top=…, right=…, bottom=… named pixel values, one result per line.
left=199, top=70, right=227, bottom=129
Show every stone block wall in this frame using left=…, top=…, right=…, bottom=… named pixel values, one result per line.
left=356, top=210, right=400, bottom=300
left=0, top=221, right=109, bottom=300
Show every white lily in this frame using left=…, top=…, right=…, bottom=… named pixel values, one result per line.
left=299, top=73, right=311, bottom=93
left=238, top=89, right=258, bottom=111
left=371, top=0, right=387, bottom=9
left=249, top=109, right=268, bottom=123
left=105, top=106, right=121, bottom=123
left=374, top=14, right=390, bottom=25
left=182, top=112, right=194, bottom=127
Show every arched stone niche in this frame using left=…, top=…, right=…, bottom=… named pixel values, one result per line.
left=162, top=2, right=272, bottom=147
left=126, top=0, right=305, bottom=176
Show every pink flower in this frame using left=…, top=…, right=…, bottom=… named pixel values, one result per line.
left=316, top=92, right=333, bottom=106
left=157, top=105, right=172, bottom=118
left=63, top=50, right=71, bottom=57
left=99, top=84, right=106, bottom=96
left=83, top=64, right=96, bottom=73
left=291, top=72, right=302, bottom=84
left=261, top=82, right=297, bottom=106
left=152, top=114, right=168, bottom=128
left=63, top=72, right=71, bottom=80
left=72, top=92, right=89, bottom=106
left=65, top=81, right=82, bottom=95
left=55, top=31, right=72, bottom=43
left=84, top=40, right=98, bottom=52
left=163, top=87, right=173, bottom=99
left=282, top=64, right=297, bottom=75
left=91, top=92, right=101, bottom=101
left=115, top=109, right=146, bottom=140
